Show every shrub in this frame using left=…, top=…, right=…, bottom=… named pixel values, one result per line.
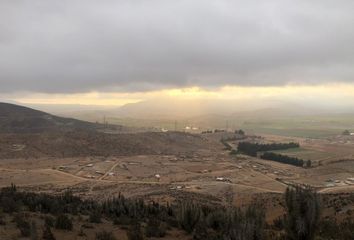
left=89, top=210, right=102, bottom=223
left=95, top=230, right=117, bottom=240
left=127, top=222, right=144, bottom=240
left=113, top=216, right=132, bottom=225
left=0, top=213, right=5, bottom=225
left=42, top=224, right=56, bottom=240
left=78, top=227, right=86, bottom=237
left=55, top=214, right=73, bottom=231
left=145, top=218, right=167, bottom=238
left=13, top=214, right=31, bottom=237
left=44, top=216, right=55, bottom=227
left=30, top=220, right=38, bottom=240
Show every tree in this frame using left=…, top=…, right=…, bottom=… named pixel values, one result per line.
left=30, top=220, right=38, bottom=240
left=284, top=186, right=321, bottom=240
left=177, top=201, right=201, bottom=233
left=342, top=130, right=351, bottom=135
left=145, top=218, right=166, bottom=238
left=127, top=222, right=144, bottom=240
left=42, top=224, right=56, bottom=240
left=55, top=214, right=73, bottom=231
left=235, top=129, right=245, bottom=135
left=44, top=216, right=55, bottom=227
left=89, top=210, right=102, bottom=223
left=95, top=230, right=116, bottom=240
left=260, top=152, right=305, bottom=167
left=14, top=214, right=30, bottom=237
left=306, top=160, right=312, bottom=168
left=193, top=217, right=209, bottom=240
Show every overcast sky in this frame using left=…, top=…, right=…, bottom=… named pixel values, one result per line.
left=1, top=0, right=354, bottom=95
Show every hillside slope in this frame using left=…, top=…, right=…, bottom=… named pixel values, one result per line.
left=0, top=102, right=109, bottom=133
left=0, top=131, right=214, bottom=159
left=0, top=102, right=218, bottom=159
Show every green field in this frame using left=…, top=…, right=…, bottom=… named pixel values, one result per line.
left=241, top=115, right=354, bottom=138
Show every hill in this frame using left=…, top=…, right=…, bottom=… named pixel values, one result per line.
left=0, top=131, right=213, bottom=159
left=0, top=102, right=216, bottom=159
left=0, top=102, right=113, bottom=133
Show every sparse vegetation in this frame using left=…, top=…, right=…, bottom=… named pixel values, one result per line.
left=145, top=218, right=167, bottom=238
left=42, top=224, right=56, bottom=240
left=96, top=230, right=117, bottom=240
left=14, top=214, right=31, bottom=237
left=55, top=214, right=73, bottom=230
left=90, top=210, right=102, bottom=223
left=127, top=222, right=144, bottom=240
left=30, top=220, right=38, bottom=240
left=0, top=185, right=353, bottom=239
left=317, top=217, right=354, bottom=240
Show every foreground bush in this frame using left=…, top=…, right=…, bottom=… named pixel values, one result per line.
left=55, top=214, right=73, bottom=230
left=95, top=230, right=117, bottom=240
left=13, top=214, right=30, bottom=237
left=145, top=218, right=167, bottom=237
left=42, top=224, right=56, bottom=240
left=127, top=222, right=144, bottom=240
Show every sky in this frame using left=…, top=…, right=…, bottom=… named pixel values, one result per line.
left=0, top=0, right=354, bottom=108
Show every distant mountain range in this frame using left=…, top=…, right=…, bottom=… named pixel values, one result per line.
left=6, top=99, right=354, bottom=133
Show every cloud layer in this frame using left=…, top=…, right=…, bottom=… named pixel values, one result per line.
left=1, top=0, right=354, bottom=93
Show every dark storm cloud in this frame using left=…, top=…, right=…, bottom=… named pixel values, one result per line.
left=0, top=0, right=354, bottom=93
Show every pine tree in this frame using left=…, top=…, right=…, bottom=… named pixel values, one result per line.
left=42, top=225, right=56, bottom=240
left=30, top=220, right=38, bottom=240
left=285, top=186, right=321, bottom=240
